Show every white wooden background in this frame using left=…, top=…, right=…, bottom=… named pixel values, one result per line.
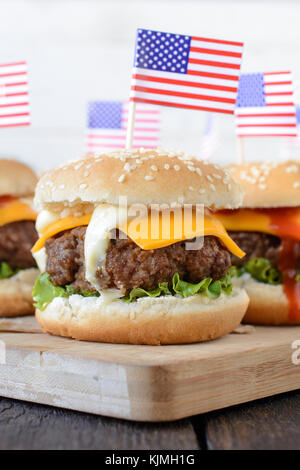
left=0, top=0, right=300, bottom=173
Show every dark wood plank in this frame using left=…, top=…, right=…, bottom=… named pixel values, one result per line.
left=0, top=397, right=200, bottom=450
left=200, top=390, right=300, bottom=450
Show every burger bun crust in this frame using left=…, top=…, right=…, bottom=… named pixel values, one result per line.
left=35, top=148, right=243, bottom=211
left=236, top=274, right=300, bottom=325
left=228, top=160, right=300, bottom=208
left=35, top=287, right=249, bottom=345
left=0, top=268, right=39, bottom=317
left=0, top=159, right=37, bottom=198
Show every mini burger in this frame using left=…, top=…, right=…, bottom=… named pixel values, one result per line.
left=32, top=149, right=249, bottom=345
left=216, top=160, right=300, bottom=325
left=0, top=159, right=39, bottom=317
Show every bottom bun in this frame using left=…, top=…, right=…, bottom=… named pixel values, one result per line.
left=0, top=268, right=39, bottom=317
left=36, top=287, right=249, bottom=345
left=236, top=274, right=300, bottom=325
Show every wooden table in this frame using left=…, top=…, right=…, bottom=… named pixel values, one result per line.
left=0, top=390, right=299, bottom=450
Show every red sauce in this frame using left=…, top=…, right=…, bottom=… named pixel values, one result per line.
left=277, top=238, right=300, bottom=321
left=266, top=209, right=300, bottom=320
left=263, top=207, right=300, bottom=240
left=0, top=195, right=14, bottom=207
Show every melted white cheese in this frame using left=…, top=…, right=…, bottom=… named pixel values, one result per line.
left=36, top=210, right=58, bottom=234
left=33, top=247, right=47, bottom=272
left=84, top=204, right=127, bottom=292
left=35, top=205, right=128, bottom=302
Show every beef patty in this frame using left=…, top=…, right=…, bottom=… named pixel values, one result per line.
left=228, top=231, right=300, bottom=269
left=45, top=226, right=232, bottom=294
left=0, top=220, right=38, bottom=269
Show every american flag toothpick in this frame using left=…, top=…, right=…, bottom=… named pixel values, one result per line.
left=0, top=61, right=30, bottom=128
left=235, top=72, right=297, bottom=137
left=126, top=28, right=244, bottom=148
left=235, top=71, right=297, bottom=163
left=85, top=101, right=160, bottom=154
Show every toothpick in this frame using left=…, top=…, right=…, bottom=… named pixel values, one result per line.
left=237, top=136, right=245, bottom=164
left=125, top=101, right=136, bottom=149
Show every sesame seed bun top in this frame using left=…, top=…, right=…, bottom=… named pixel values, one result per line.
left=0, top=159, right=37, bottom=197
left=34, top=148, right=244, bottom=211
left=228, top=160, right=300, bottom=208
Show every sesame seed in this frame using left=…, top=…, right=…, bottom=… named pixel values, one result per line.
left=293, top=181, right=300, bottom=188
left=118, top=174, right=125, bottom=183
left=136, top=159, right=142, bottom=164
left=287, top=165, right=298, bottom=173
left=86, top=164, right=92, bottom=169
left=83, top=171, right=89, bottom=177
left=213, top=173, right=221, bottom=179
left=210, top=184, right=216, bottom=191
left=74, top=162, right=83, bottom=170
left=123, top=162, right=131, bottom=172
left=188, top=165, right=195, bottom=172
left=227, top=184, right=232, bottom=191
left=258, top=184, right=266, bottom=190
left=145, top=175, right=154, bottom=181
left=189, top=186, right=194, bottom=191
left=206, top=175, right=213, bottom=182
left=174, top=165, right=180, bottom=171
left=151, top=165, right=158, bottom=171
left=178, top=196, right=184, bottom=204
left=199, top=189, right=206, bottom=194
left=80, top=183, right=87, bottom=189
left=164, top=164, right=170, bottom=170
left=196, top=168, right=202, bottom=176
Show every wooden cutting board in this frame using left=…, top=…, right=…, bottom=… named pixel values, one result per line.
left=0, top=316, right=299, bottom=422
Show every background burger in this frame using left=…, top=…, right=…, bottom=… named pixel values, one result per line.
left=32, top=149, right=249, bottom=345
left=0, top=159, right=39, bottom=317
left=216, top=160, right=300, bottom=325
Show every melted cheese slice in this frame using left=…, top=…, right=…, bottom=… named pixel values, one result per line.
left=118, top=208, right=244, bottom=257
left=32, top=207, right=245, bottom=258
left=32, top=214, right=92, bottom=252
left=215, top=208, right=300, bottom=241
left=0, top=199, right=37, bottom=227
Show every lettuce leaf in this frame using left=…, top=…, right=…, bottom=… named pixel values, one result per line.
left=126, top=267, right=236, bottom=302
left=241, top=257, right=282, bottom=285
left=33, top=267, right=236, bottom=309
left=0, top=262, right=18, bottom=280
left=123, top=282, right=171, bottom=303
left=33, top=273, right=67, bottom=310
left=33, top=273, right=99, bottom=311
left=65, top=285, right=100, bottom=298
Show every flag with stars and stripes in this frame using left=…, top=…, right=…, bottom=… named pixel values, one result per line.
left=0, top=61, right=30, bottom=128
left=130, top=28, right=244, bottom=115
left=235, top=72, right=297, bottom=137
left=85, top=101, right=160, bottom=153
